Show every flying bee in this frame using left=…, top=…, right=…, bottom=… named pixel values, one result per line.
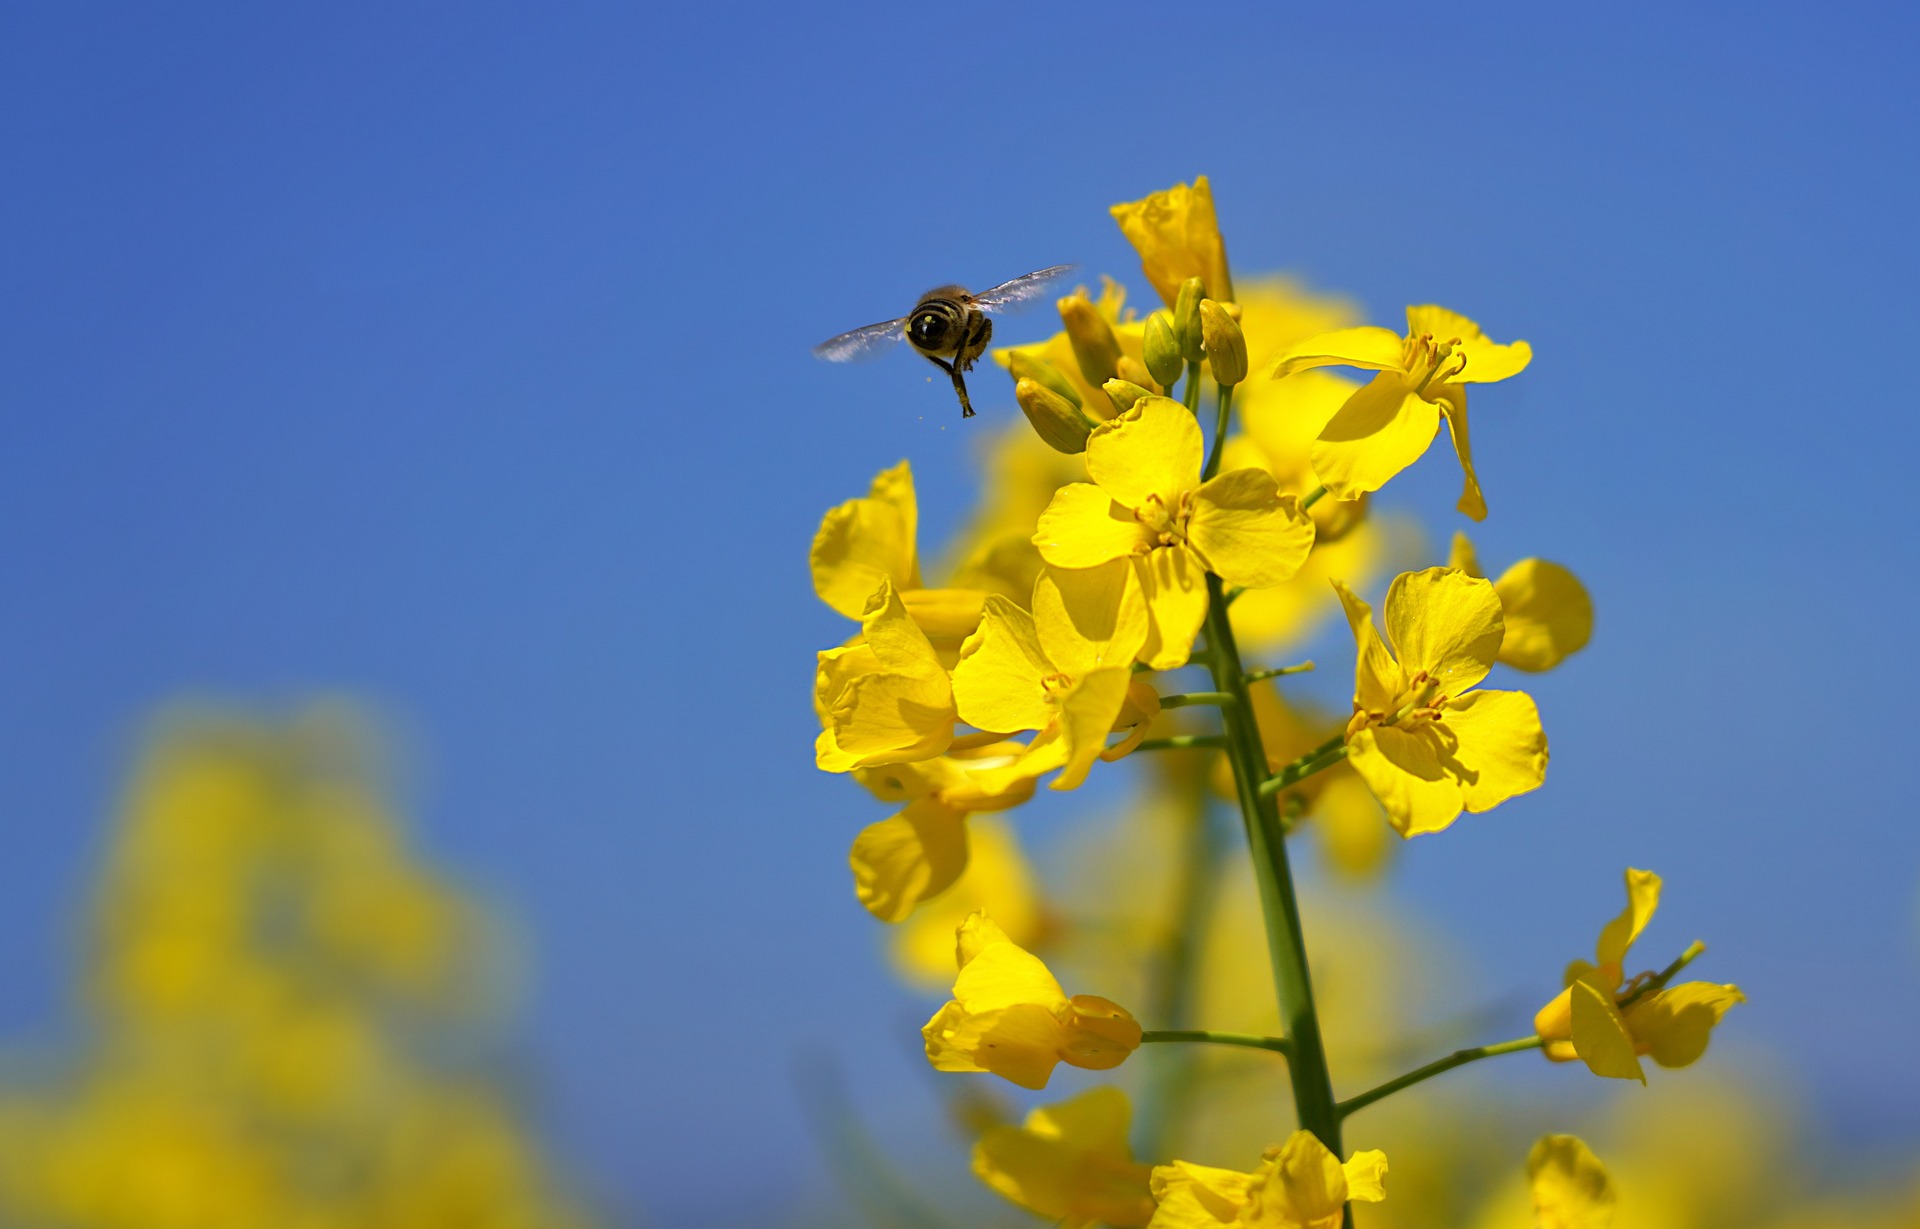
left=813, top=265, right=1076, bottom=418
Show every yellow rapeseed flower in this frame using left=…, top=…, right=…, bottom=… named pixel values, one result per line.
left=923, top=912, right=1141, bottom=1089
left=952, top=565, right=1161, bottom=791
left=995, top=278, right=1150, bottom=423
left=814, top=580, right=955, bottom=772
left=1528, top=1135, right=1616, bottom=1229
left=971, top=1086, right=1155, bottom=1229
left=1448, top=531, right=1594, bottom=672
left=1271, top=306, right=1531, bottom=520
left=1034, top=396, right=1315, bottom=669
left=1111, top=176, right=1233, bottom=306
left=1333, top=568, right=1548, bottom=835
left=813, top=460, right=989, bottom=652
left=1147, top=1132, right=1388, bottom=1229
left=1532, top=869, right=1745, bottom=1082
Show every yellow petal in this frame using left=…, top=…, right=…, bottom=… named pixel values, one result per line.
left=952, top=597, right=1053, bottom=735
left=1269, top=326, right=1406, bottom=379
left=951, top=924, right=1066, bottom=1012
left=849, top=799, right=969, bottom=923
left=1245, top=1130, right=1351, bottom=1229
left=1527, top=1135, right=1615, bottom=1229
left=901, top=587, right=990, bottom=651
left=1109, top=176, right=1232, bottom=306
left=1149, top=1160, right=1257, bottom=1228
left=1086, top=396, right=1204, bottom=510
left=1430, top=382, right=1488, bottom=520
left=1595, top=868, right=1662, bottom=970
left=1238, top=369, right=1362, bottom=488
left=1330, top=580, right=1402, bottom=717
left=1060, top=993, right=1144, bottom=1069
left=810, top=460, right=922, bottom=617
left=1347, top=725, right=1464, bottom=837
left=1188, top=469, right=1316, bottom=589
left=1446, top=530, right=1483, bottom=577
left=1569, top=977, right=1645, bottom=1082
left=1383, top=567, right=1504, bottom=697
left=889, top=815, right=1039, bottom=989
left=1035, top=483, right=1154, bottom=569
left=1310, top=372, right=1441, bottom=501
left=1033, top=560, right=1148, bottom=678
left=1493, top=558, right=1594, bottom=672
left=1405, top=305, right=1531, bottom=384
left=1052, top=667, right=1134, bottom=791
left=1341, top=1151, right=1389, bottom=1204
left=1230, top=519, right=1383, bottom=655
left=816, top=583, right=955, bottom=771
left=924, top=1000, right=1072, bottom=1088
left=1624, top=981, right=1744, bottom=1068
left=972, top=1087, right=1155, bottom=1229
left=1441, top=689, right=1548, bottom=813
left=1136, top=547, right=1209, bottom=670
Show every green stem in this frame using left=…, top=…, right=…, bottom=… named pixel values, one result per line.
left=1620, top=940, right=1708, bottom=1010
left=1142, top=1029, right=1292, bottom=1057
left=1134, top=734, right=1229, bottom=752
left=1299, top=484, right=1328, bottom=510
left=1243, top=661, right=1314, bottom=683
left=1223, top=585, right=1246, bottom=606
left=1199, top=570, right=1342, bottom=1151
left=1158, top=691, right=1236, bottom=710
left=1258, top=735, right=1349, bottom=799
left=1202, top=384, right=1235, bottom=481
left=1183, top=360, right=1205, bottom=415
left=1335, top=1035, right=1545, bottom=1121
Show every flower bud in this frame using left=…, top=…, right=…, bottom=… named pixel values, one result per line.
left=1173, top=276, right=1207, bottom=363
left=1101, top=378, right=1153, bottom=411
left=1015, top=377, right=1095, bottom=454
left=1004, top=349, right=1082, bottom=409
left=1144, top=312, right=1184, bottom=388
left=1113, top=355, right=1158, bottom=393
left=1199, top=298, right=1248, bottom=386
left=1058, top=295, right=1123, bottom=387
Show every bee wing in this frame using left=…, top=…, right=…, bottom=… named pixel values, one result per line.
left=969, top=264, right=1077, bottom=313
left=813, top=316, right=909, bottom=362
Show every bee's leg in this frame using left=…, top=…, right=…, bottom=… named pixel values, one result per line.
left=959, top=314, right=993, bottom=372
left=926, top=354, right=974, bottom=418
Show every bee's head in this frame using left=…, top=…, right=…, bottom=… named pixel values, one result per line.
left=908, top=305, right=957, bottom=353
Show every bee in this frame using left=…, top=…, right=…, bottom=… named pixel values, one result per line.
left=813, top=265, right=1075, bottom=418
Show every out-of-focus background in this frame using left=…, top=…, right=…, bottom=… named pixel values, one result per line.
left=2, top=4, right=1917, bottom=1226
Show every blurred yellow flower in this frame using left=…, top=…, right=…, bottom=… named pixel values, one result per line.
left=889, top=814, right=1044, bottom=987
left=1148, top=1131, right=1388, bottom=1229
left=1240, top=684, right=1392, bottom=877
left=1532, top=869, right=1745, bottom=1082
left=972, top=1085, right=1155, bottom=1229
left=1035, top=396, right=1315, bottom=668
left=814, top=580, right=955, bottom=772
left=1334, top=568, right=1548, bottom=835
left=1448, top=531, right=1594, bottom=672
left=1528, top=1135, right=1616, bottom=1229
left=1111, top=176, right=1233, bottom=306
left=952, top=566, right=1160, bottom=791
left=924, top=912, right=1141, bottom=1089
left=1271, top=305, right=1531, bottom=520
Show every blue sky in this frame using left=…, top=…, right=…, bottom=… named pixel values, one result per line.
left=2, top=3, right=1917, bottom=1224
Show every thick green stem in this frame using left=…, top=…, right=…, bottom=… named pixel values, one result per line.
left=1335, top=1035, right=1545, bottom=1121
left=1199, top=570, right=1342, bottom=1151
left=1143, top=1029, right=1292, bottom=1057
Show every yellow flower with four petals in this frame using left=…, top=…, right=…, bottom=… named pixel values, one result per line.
left=1035, top=396, right=1315, bottom=669
left=1532, top=868, right=1745, bottom=1082
left=1333, top=568, right=1548, bottom=835
left=1271, top=305, right=1531, bottom=520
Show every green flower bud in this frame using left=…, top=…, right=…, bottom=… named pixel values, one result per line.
left=1101, top=378, right=1154, bottom=411
left=1173, top=276, right=1207, bottom=364
left=1059, top=294, right=1123, bottom=387
left=1144, top=312, right=1184, bottom=388
left=1004, top=349, right=1083, bottom=408
left=1199, top=299, right=1248, bottom=386
left=1016, top=377, right=1096, bottom=454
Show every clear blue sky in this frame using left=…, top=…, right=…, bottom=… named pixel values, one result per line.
left=1, top=4, right=1916, bottom=1225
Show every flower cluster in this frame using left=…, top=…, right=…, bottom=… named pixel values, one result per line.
left=809, top=177, right=1742, bottom=1226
